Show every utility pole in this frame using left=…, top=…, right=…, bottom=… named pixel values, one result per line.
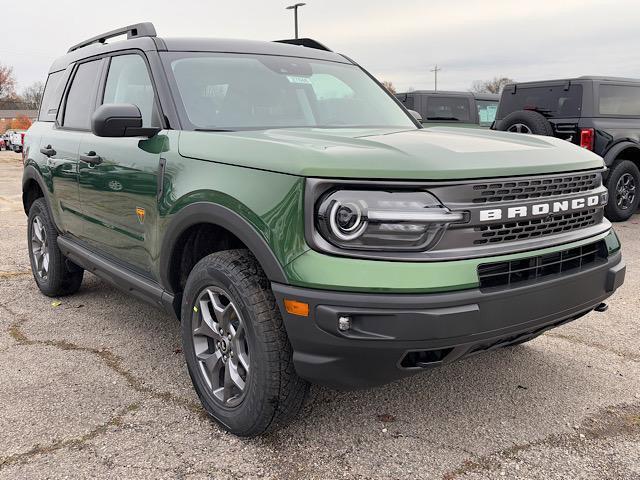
left=430, top=64, right=441, bottom=91
left=286, top=3, right=306, bottom=39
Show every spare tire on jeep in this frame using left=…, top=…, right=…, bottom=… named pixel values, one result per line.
left=497, top=110, right=554, bottom=136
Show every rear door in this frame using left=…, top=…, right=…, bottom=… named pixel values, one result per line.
left=44, top=59, right=104, bottom=236
left=77, top=52, right=164, bottom=275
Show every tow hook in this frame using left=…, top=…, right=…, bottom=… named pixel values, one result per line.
left=595, top=302, right=609, bottom=313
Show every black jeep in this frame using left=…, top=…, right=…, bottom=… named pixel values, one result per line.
left=494, top=76, right=640, bottom=221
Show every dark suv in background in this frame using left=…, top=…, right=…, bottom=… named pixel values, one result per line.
left=494, top=77, right=640, bottom=221
left=396, top=90, right=498, bottom=128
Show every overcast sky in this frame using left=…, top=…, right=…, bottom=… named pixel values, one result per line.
left=2, top=0, right=640, bottom=93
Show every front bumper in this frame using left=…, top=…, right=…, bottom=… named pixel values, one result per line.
left=273, top=250, right=625, bottom=389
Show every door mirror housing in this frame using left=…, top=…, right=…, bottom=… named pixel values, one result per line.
left=91, top=104, right=160, bottom=138
left=408, top=109, right=423, bottom=122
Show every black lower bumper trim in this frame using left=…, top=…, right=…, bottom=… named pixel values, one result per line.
left=273, top=251, right=624, bottom=389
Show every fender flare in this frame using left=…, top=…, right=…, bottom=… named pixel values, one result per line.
left=21, top=164, right=60, bottom=228
left=159, top=202, right=288, bottom=292
left=603, top=141, right=640, bottom=167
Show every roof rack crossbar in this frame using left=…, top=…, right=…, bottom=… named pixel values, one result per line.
left=68, top=22, right=157, bottom=53
left=274, top=38, right=332, bottom=52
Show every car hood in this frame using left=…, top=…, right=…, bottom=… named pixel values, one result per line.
left=178, top=127, right=604, bottom=180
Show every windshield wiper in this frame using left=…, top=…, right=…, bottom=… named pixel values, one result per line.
left=425, top=117, right=461, bottom=121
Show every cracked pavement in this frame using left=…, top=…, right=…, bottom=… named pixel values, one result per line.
left=0, top=150, right=639, bottom=479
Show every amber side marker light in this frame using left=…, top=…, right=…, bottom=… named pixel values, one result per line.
left=284, top=299, right=309, bottom=317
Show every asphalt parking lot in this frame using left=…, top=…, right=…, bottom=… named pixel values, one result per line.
left=0, top=149, right=638, bottom=479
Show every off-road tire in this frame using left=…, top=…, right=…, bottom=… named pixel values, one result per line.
left=605, top=159, right=640, bottom=222
left=497, top=110, right=554, bottom=136
left=27, top=198, right=84, bottom=296
left=181, top=249, right=308, bottom=437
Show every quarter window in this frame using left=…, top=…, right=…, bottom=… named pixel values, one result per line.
left=599, top=85, right=640, bottom=116
left=63, top=60, right=102, bottom=129
left=103, top=54, right=159, bottom=127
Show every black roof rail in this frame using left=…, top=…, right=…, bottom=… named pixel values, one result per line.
left=68, top=22, right=157, bottom=53
left=274, top=38, right=332, bottom=52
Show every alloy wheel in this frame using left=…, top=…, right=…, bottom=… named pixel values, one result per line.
left=616, top=173, right=636, bottom=210
left=191, top=286, right=250, bottom=407
left=507, top=123, right=533, bottom=134
left=31, top=215, right=49, bottom=280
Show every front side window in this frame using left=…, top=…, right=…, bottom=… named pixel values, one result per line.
left=425, top=96, right=470, bottom=122
left=162, top=52, right=416, bottom=130
left=63, top=60, right=102, bottom=129
left=103, top=54, right=159, bottom=127
left=599, top=85, right=640, bottom=116
left=476, top=100, right=498, bottom=126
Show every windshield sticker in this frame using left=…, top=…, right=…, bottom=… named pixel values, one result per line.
left=286, top=75, right=312, bottom=84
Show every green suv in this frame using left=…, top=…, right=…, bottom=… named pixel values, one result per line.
left=23, top=23, right=626, bottom=436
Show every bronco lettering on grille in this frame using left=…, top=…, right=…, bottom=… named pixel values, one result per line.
left=479, top=195, right=602, bottom=222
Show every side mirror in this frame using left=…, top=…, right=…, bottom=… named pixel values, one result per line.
left=91, top=104, right=160, bottom=138
left=408, top=109, right=423, bottom=122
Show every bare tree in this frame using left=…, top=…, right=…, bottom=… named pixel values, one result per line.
left=0, top=64, right=16, bottom=99
left=470, top=76, right=514, bottom=94
left=21, top=81, right=45, bottom=110
left=381, top=81, right=396, bottom=94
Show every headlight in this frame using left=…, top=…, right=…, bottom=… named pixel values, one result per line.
left=316, top=190, right=466, bottom=251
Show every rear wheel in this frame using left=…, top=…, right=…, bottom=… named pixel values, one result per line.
left=181, top=249, right=308, bottom=437
left=605, top=160, right=640, bottom=222
left=27, top=198, right=84, bottom=296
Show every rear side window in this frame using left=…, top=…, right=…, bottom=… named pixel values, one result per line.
left=599, top=85, right=640, bottom=116
left=103, top=54, right=159, bottom=127
left=498, top=85, right=583, bottom=119
left=63, top=60, right=102, bottom=129
left=38, top=70, right=66, bottom=122
left=425, top=96, right=470, bottom=122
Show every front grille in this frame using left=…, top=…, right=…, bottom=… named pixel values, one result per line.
left=473, top=209, right=598, bottom=245
left=471, top=173, right=599, bottom=203
left=477, top=240, right=607, bottom=289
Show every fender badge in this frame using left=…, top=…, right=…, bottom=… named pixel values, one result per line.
left=136, top=207, right=145, bottom=224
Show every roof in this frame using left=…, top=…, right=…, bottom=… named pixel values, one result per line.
left=50, top=34, right=349, bottom=73
left=396, top=90, right=499, bottom=100
left=507, top=76, right=640, bottom=88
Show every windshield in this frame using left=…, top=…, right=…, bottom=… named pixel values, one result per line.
left=161, top=52, right=416, bottom=130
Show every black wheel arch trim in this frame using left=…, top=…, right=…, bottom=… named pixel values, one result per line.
left=22, top=164, right=59, bottom=229
left=159, top=202, right=288, bottom=292
left=603, top=141, right=640, bottom=167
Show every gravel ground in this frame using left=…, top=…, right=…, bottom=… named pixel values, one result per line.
left=0, top=149, right=638, bottom=479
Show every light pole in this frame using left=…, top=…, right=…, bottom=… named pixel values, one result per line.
left=430, top=64, right=441, bottom=92
left=286, top=3, right=306, bottom=39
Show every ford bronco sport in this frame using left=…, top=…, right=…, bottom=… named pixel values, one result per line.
left=23, top=23, right=625, bottom=436
left=494, top=77, right=640, bottom=221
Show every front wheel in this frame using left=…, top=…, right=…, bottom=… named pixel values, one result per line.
left=181, top=250, right=308, bottom=437
left=605, top=160, right=640, bottom=222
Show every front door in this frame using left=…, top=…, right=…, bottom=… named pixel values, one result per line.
left=77, top=53, right=164, bottom=275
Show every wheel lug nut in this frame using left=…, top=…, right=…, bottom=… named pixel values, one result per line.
left=227, top=334, right=232, bottom=340
left=219, top=329, right=224, bottom=335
